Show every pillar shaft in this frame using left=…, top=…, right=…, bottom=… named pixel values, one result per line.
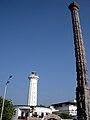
left=68, top=2, right=90, bottom=120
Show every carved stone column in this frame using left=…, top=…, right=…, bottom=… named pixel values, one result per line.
left=68, top=2, right=90, bottom=120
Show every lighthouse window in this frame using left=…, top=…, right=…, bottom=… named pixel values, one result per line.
left=32, top=72, right=34, bottom=74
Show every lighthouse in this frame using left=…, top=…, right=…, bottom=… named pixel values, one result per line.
left=27, top=71, right=39, bottom=106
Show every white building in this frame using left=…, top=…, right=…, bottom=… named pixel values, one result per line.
left=12, top=105, right=31, bottom=120
left=12, top=105, right=53, bottom=120
left=51, top=100, right=77, bottom=118
left=12, top=104, right=74, bottom=120
left=27, top=72, right=39, bottom=106
left=33, top=106, right=52, bottom=117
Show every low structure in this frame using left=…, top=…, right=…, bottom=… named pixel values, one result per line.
left=12, top=100, right=76, bottom=120
left=12, top=105, right=53, bottom=120
left=51, top=100, right=77, bottom=118
left=34, top=106, right=52, bottom=117
left=11, top=105, right=31, bottom=120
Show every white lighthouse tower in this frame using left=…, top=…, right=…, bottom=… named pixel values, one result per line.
left=27, top=71, right=39, bottom=106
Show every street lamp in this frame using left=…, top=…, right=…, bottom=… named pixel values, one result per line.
left=0, top=75, right=12, bottom=120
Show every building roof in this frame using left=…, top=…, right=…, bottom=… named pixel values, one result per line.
left=14, top=105, right=32, bottom=110
left=51, top=100, right=77, bottom=107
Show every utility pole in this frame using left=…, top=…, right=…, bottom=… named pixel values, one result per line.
left=0, top=75, right=12, bottom=120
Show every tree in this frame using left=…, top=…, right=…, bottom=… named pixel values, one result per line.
left=0, top=97, right=14, bottom=120
left=58, top=113, right=72, bottom=119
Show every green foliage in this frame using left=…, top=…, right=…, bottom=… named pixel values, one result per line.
left=58, top=113, right=72, bottom=119
left=0, top=97, right=14, bottom=120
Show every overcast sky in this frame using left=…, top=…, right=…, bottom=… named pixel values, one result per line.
left=0, top=0, right=90, bottom=106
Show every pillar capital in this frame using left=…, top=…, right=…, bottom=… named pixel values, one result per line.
left=68, top=2, right=80, bottom=11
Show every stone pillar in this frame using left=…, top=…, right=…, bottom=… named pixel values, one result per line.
left=68, top=2, right=90, bottom=120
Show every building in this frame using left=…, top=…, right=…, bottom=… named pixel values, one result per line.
left=51, top=100, right=77, bottom=118
left=12, top=105, right=31, bottom=120
left=27, top=72, right=39, bottom=106
left=12, top=105, right=53, bottom=120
